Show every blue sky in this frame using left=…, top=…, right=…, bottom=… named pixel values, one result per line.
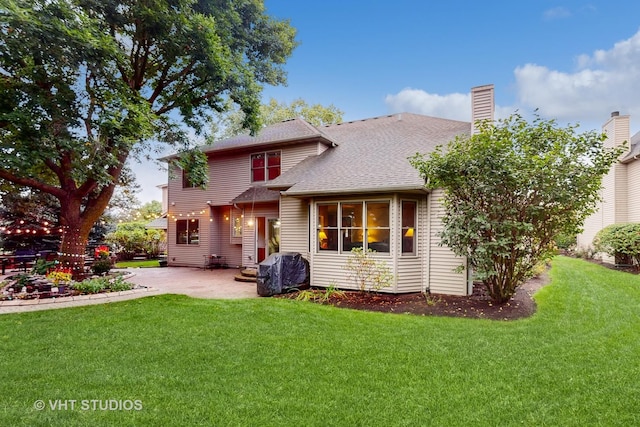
left=134, top=0, right=640, bottom=203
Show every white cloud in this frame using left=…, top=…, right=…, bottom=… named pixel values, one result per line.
left=514, top=29, right=640, bottom=125
left=384, top=89, right=472, bottom=121
left=543, top=7, right=572, bottom=21
left=384, top=88, right=516, bottom=123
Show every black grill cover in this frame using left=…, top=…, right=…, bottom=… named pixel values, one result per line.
left=257, top=252, right=309, bottom=297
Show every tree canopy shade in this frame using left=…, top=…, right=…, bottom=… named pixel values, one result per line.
left=410, top=114, right=625, bottom=303
left=0, top=0, right=297, bottom=273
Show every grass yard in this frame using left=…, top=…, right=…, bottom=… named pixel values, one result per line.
left=0, top=256, right=639, bottom=426
left=114, top=259, right=162, bottom=269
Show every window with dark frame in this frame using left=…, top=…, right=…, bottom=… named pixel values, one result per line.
left=317, top=201, right=390, bottom=253
left=366, top=201, right=390, bottom=253
left=182, top=169, right=198, bottom=188
left=251, top=151, right=281, bottom=182
left=176, top=219, right=199, bottom=245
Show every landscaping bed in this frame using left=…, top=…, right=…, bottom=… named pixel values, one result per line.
left=0, top=271, right=137, bottom=301
left=277, top=272, right=547, bottom=320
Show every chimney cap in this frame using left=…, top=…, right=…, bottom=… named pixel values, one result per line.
left=611, top=111, right=620, bottom=117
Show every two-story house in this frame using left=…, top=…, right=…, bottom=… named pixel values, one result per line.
left=164, top=85, right=495, bottom=295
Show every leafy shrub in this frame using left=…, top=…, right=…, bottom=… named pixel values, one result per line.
left=91, top=252, right=113, bottom=275
left=344, top=247, right=394, bottom=292
left=107, top=276, right=132, bottom=292
left=72, top=277, right=108, bottom=294
left=593, top=223, right=640, bottom=266
left=31, top=259, right=57, bottom=275
left=554, top=233, right=576, bottom=250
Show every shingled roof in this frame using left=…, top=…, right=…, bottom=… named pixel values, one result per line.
left=621, top=130, right=640, bottom=163
left=267, top=113, right=470, bottom=196
left=199, top=117, right=336, bottom=155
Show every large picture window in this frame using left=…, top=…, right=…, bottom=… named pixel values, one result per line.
left=317, top=201, right=390, bottom=253
left=402, top=201, right=416, bottom=255
left=176, top=219, right=199, bottom=245
left=251, top=151, right=281, bottom=182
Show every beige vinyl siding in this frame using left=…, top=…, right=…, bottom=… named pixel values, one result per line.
left=166, top=213, right=211, bottom=268
left=279, top=196, right=310, bottom=257
left=577, top=114, right=631, bottom=263
left=166, top=141, right=325, bottom=267
left=169, top=141, right=325, bottom=208
left=427, top=189, right=468, bottom=295
left=577, top=195, right=604, bottom=252
left=395, top=197, right=427, bottom=293
left=628, top=161, right=640, bottom=222
left=471, top=84, right=494, bottom=134
left=209, top=206, right=242, bottom=268
left=281, top=142, right=328, bottom=172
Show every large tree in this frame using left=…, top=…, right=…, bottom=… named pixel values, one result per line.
left=0, top=0, right=297, bottom=274
left=410, top=114, right=624, bottom=303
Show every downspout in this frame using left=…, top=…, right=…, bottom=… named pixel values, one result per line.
left=466, top=257, right=474, bottom=295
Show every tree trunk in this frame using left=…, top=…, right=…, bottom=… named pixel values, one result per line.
left=59, top=224, right=90, bottom=278
left=58, top=188, right=115, bottom=279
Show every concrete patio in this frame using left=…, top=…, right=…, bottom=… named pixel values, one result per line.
left=0, top=266, right=258, bottom=314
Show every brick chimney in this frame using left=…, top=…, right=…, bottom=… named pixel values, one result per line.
left=471, top=84, right=494, bottom=134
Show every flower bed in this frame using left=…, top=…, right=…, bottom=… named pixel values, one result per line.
left=1, top=271, right=135, bottom=301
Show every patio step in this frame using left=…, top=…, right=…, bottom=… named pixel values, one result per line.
left=234, top=268, right=257, bottom=283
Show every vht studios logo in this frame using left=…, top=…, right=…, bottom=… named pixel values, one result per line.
left=34, top=399, right=143, bottom=411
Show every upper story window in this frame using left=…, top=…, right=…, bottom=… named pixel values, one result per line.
left=182, top=169, right=198, bottom=189
left=251, top=151, right=281, bottom=182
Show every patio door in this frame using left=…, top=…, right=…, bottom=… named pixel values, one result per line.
left=256, top=217, right=280, bottom=263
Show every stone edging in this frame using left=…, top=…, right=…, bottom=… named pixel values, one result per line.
left=0, top=271, right=159, bottom=311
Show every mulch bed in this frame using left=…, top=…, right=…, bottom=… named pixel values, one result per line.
left=278, top=272, right=549, bottom=321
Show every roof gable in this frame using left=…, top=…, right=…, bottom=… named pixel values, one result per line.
left=268, top=113, right=470, bottom=195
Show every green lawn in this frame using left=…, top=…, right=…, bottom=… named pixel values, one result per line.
left=114, top=259, right=162, bottom=268
left=1, top=256, right=639, bottom=426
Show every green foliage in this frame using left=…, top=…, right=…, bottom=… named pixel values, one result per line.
left=31, top=259, right=57, bottom=275
left=0, top=0, right=297, bottom=262
left=2, top=258, right=640, bottom=425
left=72, top=277, right=108, bottom=294
left=209, top=97, right=344, bottom=140
left=593, top=223, right=640, bottom=266
left=91, top=256, right=113, bottom=276
left=106, top=275, right=132, bottom=292
left=261, top=98, right=344, bottom=127
left=295, top=284, right=346, bottom=302
left=105, top=221, right=165, bottom=260
left=410, top=113, right=625, bottom=303
left=172, top=149, right=210, bottom=189
left=344, top=247, right=394, bottom=292
left=554, top=232, right=577, bottom=250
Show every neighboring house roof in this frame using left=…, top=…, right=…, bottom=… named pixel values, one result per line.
left=267, top=113, right=470, bottom=196
left=231, top=186, right=281, bottom=205
left=621, top=131, right=640, bottom=163
left=146, top=216, right=167, bottom=230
